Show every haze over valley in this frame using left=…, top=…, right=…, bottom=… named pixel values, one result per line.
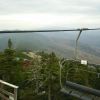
left=0, top=30, right=100, bottom=64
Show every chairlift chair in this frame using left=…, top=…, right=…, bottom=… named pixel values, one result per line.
left=59, top=59, right=100, bottom=100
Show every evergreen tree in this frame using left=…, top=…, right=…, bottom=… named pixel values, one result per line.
left=8, top=38, right=13, bottom=49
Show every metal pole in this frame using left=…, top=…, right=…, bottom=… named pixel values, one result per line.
left=75, top=29, right=82, bottom=60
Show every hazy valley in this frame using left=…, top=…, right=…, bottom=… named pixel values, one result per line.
left=0, top=31, right=100, bottom=64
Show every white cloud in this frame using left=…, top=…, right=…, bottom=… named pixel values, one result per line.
left=0, top=0, right=100, bottom=29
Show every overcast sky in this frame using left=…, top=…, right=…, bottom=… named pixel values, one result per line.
left=0, top=0, right=100, bottom=30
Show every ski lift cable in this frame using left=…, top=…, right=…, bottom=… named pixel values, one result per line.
left=0, top=28, right=100, bottom=33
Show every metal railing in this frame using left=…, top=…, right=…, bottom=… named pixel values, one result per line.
left=0, top=80, right=18, bottom=100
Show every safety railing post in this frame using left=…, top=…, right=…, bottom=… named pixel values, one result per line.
left=0, top=80, right=18, bottom=100
left=14, top=88, right=18, bottom=100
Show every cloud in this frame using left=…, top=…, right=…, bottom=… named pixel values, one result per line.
left=0, top=0, right=100, bottom=29
left=0, top=0, right=100, bottom=14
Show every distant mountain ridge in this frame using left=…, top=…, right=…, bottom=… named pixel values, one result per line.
left=0, top=31, right=100, bottom=64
